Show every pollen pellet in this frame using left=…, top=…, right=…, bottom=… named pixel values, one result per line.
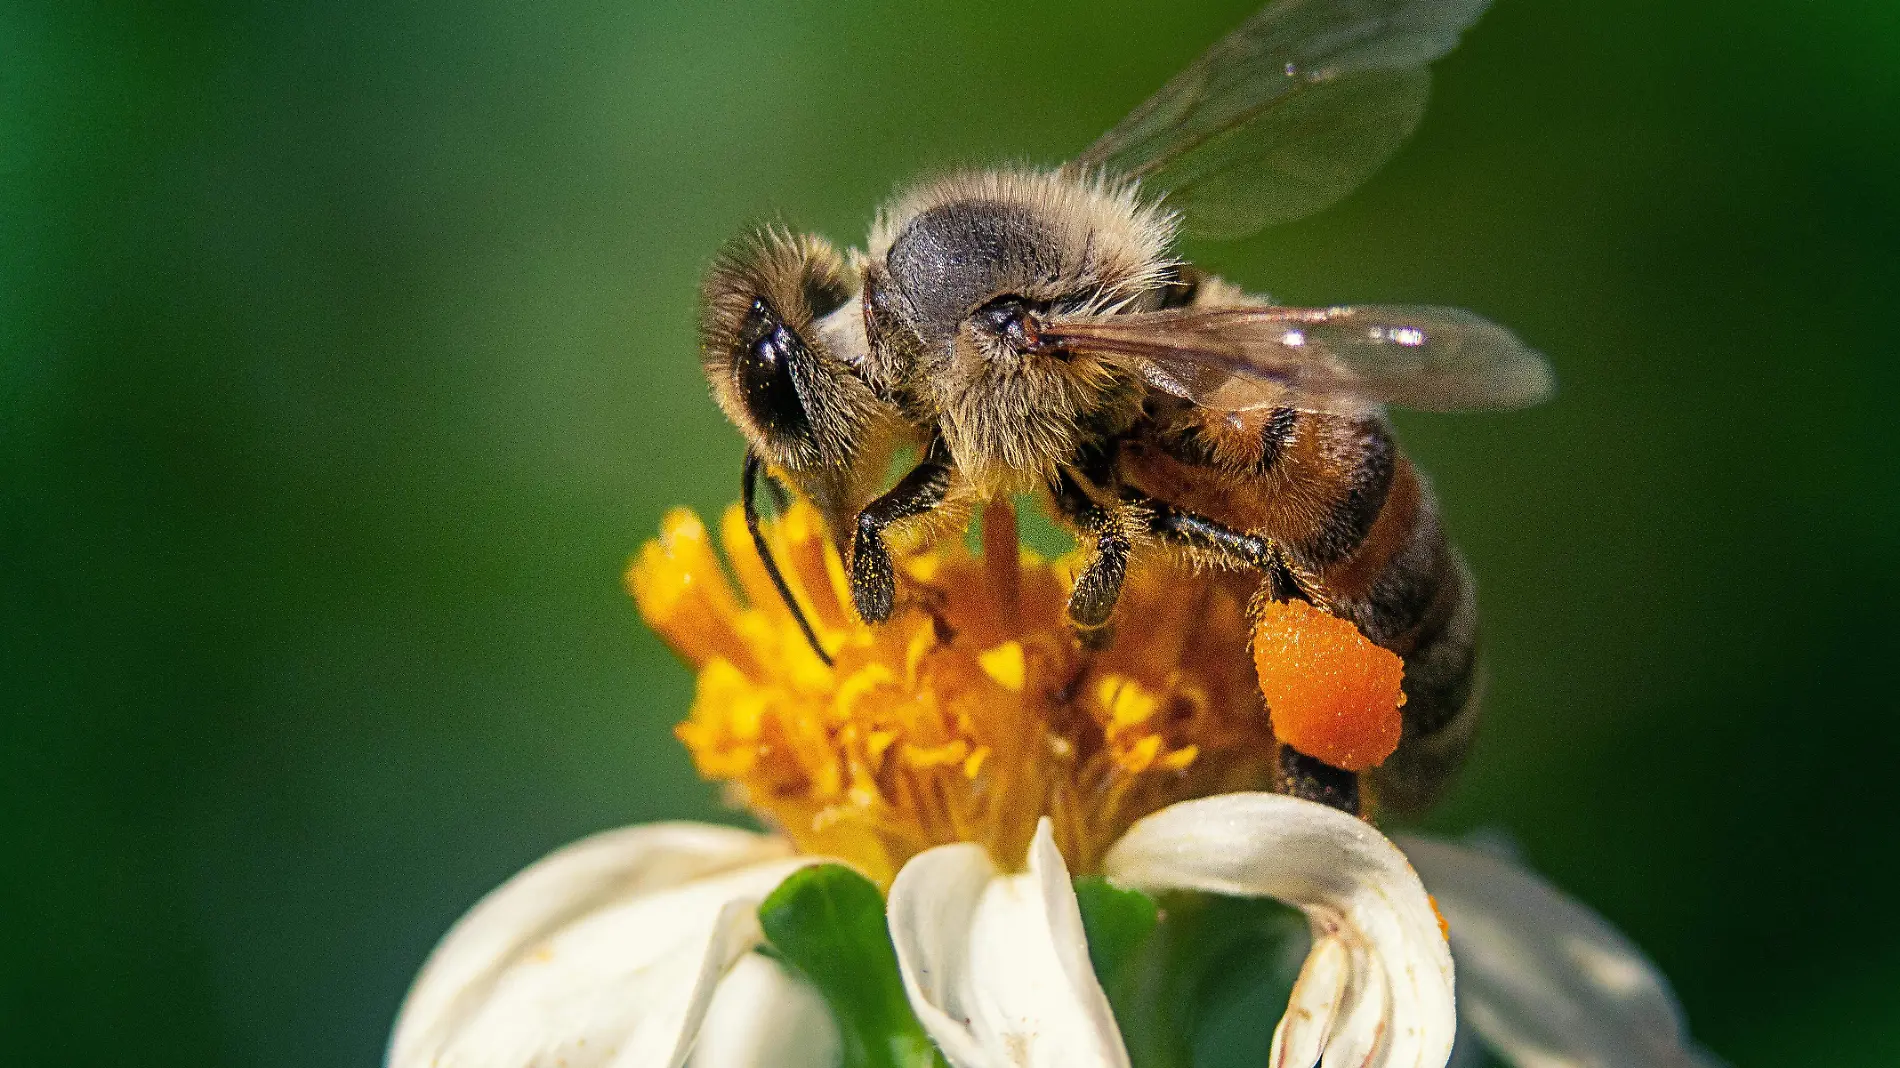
left=1253, top=599, right=1405, bottom=772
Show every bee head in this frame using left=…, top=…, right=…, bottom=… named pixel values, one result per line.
left=700, top=227, right=903, bottom=541
left=699, top=227, right=877, bottom=471
left=863, top=169, right=1177, bottom=481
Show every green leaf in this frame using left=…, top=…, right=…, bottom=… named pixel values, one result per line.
left=1074, top=876, right=1160, bottom=986
left=1181, top=896, right=1307, bottom=1068
left=1076, top=881, right=1309, bottom=1068
left=758, top=865, right=946, bottom=1068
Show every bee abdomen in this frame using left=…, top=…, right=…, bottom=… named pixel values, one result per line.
left=1146, top=400, right=1299, bottom=478
left=1304, top=418, right=1397, bottom=568
left=1121, top=405, right=1482, bottom=813
left=1344, top=495, right=1482, bottom=816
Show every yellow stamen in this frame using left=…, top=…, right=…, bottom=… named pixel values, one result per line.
left=628, top=497, right=1281, bottom=885
left=978, top=642, right=1027, bottom=692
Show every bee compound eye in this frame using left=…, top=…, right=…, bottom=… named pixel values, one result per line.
left=971, top=295, right=1044, bottom=353
left=735, top=298, right=814, bottom=443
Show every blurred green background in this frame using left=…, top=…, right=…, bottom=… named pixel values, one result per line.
left=5, top=0, right=1896, bottom=1063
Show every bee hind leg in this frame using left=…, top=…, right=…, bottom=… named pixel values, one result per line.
left=1143, top=498, right=1363, bottom=815
left=1276, top=746, right=1362, bottom=815
left=1146, top=500, right=1293, bottom=589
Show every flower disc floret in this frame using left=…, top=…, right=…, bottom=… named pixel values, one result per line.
left=630, top=499, right=1279, bottom=884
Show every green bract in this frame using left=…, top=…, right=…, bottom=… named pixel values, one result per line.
left=1078, top=883, right=1307, bottom=1068
left=759, top=865, right=946, bottom=1068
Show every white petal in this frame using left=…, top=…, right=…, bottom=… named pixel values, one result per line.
left=1102, top=793, right=1455, bottom=1068
left=688, top=952, right=842, bottom=1068
left=1397, top=835, right=1724, bottom=1068
left=887, top=819, right=1131, bottom=1068
left=420, top=863, right=808, bottom=1068
left=389, top=822, right=812, bottom=1068
left=1323, top=941, right=1391, bottom=1068
left=1273, top=935, right=1348, bottom=1068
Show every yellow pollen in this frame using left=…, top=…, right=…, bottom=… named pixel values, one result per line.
left=628, top=496, right=1280, bottom=885
left=979, top=642, right=1027, bottom=692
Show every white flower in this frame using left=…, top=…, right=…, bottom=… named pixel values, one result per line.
left=387, top=822, right=837, bottom=1068
left=893, top=793, right=1454, bottom=1068
left=399, top=499, right=1717, bottom=1068
left=1102, top=795, right=1456, bottom=1068
left=389, top=804, right=1723, bottom=1068
left=389, top=793, right=1453, bottom=1068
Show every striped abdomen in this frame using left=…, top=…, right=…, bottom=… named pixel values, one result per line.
left=1118, top=401, right=1481, bottom=815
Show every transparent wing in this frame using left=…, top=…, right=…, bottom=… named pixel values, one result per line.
left=1070, top=0, right=1493, bottom=239
left=1039, top=304, right=1553, bottom=414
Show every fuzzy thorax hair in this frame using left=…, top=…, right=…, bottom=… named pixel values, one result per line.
left=863, top=169, right=1181, bottom=486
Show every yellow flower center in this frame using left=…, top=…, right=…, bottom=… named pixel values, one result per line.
left=628, top=497, right=1278, bottom=886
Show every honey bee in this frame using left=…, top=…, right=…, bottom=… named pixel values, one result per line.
left=697, top=0, right=1551, bottom=815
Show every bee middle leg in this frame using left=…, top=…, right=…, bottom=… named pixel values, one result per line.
left=1142, top=498, right=1361, bottom=815
left=1051, top=468, right=1138, bottom=632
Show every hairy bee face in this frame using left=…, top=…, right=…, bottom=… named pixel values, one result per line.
left=862, top=170, right=1178, bottom=482
left=700, top=228, right=875, bottom=467
left=700, top=227, right=899, bottom=535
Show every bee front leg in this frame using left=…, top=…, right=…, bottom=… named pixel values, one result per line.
left=850, top=452, right=954, bottom=624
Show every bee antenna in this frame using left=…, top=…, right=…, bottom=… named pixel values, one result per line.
left=742, top=451, right=835, bottom=667
left=763, top=472, right=792, bottom=514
